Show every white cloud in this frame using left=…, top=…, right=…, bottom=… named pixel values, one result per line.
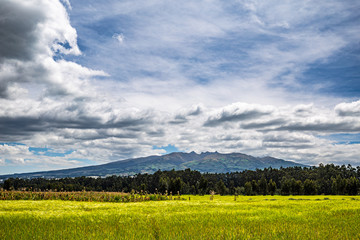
left=0, top=0, right=107, bottom=100
left=112, top=33, right=125, bottom=44
left=335, top=100, right=360, bottom=117
left=0, top=0, right=359, bottom=174
left=68, top=0, right=356, bottom=113
left=1, top=99, right=360, bottom=174
left=0, top=144, right=30, bottom=156
left=0, top=144, right=31, bottom=165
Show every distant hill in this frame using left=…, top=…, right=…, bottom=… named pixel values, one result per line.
left=0, top=152, right=308, bottom=180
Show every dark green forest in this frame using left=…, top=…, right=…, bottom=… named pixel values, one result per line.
left=2, top=164, right=360, bottom=195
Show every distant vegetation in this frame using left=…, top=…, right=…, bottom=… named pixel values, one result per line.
left=2, top=164, right=360, bottom=195
left=0, top=190, right=181, bottom=202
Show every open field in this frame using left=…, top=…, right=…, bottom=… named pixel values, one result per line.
left=1, top=195, right=360, bottom=239
left=0, top=191, right=174, bottom=202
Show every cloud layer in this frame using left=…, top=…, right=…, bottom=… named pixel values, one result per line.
left=0, top=0, right=359, bottom=174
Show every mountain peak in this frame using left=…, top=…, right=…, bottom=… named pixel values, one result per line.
left=0, top=151, right=308, bottom=180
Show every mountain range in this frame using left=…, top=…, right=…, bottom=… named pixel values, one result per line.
left=0, top=152, right=308, bottom=180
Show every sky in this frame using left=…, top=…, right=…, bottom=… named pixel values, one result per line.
left=0, top=0, right=359, bottom=175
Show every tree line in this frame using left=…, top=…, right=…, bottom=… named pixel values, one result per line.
left=1, top=164, right=360, bottom=195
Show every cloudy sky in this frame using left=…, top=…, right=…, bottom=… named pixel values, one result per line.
left=0, top=0, right=359, bottom=175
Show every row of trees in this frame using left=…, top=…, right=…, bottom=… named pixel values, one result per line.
left=1, top=164, right=360, bottom=195
left=240, top=176, right=359, bottom=196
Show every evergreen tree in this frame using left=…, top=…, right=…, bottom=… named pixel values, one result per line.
left=244, top=182, right=252, bottom=196
left=258, top=176, right=268, bottom=195
left=331, top=175, right=346, bottom=195
left=198, top=176, right=208, bottom=195
left=216, top=180, right=227, bottom=195
left=251, top=180, right=259, bottom=195
left=268, top=179, right=276, bottom=196
left=280, top=177, right=291, bottom=195
left=303, top=179, right=317, bottom=195
left=346, top=176, right=360, bottom=195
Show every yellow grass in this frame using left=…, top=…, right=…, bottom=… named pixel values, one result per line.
left=1, top=195, right=360, bottom=239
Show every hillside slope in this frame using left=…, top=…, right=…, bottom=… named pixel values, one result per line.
left=0, top=152, right=307, bottom=179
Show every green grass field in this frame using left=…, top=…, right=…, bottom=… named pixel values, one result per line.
left=1, top=195, right=360, bottom=239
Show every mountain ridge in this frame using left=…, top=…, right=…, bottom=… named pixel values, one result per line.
left=0, top=151, right=308, bottom=180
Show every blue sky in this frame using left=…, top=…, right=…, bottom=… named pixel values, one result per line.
left=0, top=0, right=359, bottom=174
left=67, top=0, right=360, bottom=97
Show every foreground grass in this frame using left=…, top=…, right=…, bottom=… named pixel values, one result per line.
left=1, top=195, right=360, bottom=239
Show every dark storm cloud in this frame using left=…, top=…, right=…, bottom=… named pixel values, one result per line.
left=187, top=106, right=202, bottom=116
left=169, top=105, right=203, bottom=124
left=0, top=82, right=9, bottom=98
left=204, top=110, right=269, bottom=127
left=169, top=119, right=188, bottom=125
left=0, top=117, right=45, bottom=138
left=0, top=112, right=152, bottom=142
left=0, top=1, right=45, bottom=62
left=0, top=60, right=50, bottom=99
left=240, top=119, right=286, bottom=129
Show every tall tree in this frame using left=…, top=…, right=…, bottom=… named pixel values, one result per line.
left=216, top=180, right=227, bottom=195
left=268, top=179, right=276, bottom=196
left=303, top=179, right=317, bottom=195
left=258, top=176, right=268, bottom=195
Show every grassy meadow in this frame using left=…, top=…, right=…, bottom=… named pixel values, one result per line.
left=1, top=195, right=360, bottom=239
